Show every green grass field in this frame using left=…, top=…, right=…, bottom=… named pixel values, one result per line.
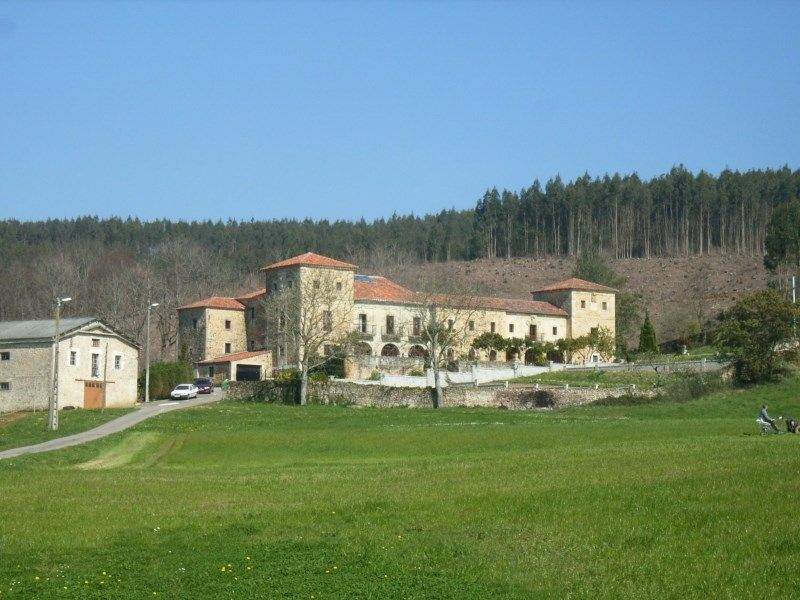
left=0, top=408, right=133, bottom=452
left=1, top=377, right=799, bottom=598
left=512, top=368, right=666, bottom=388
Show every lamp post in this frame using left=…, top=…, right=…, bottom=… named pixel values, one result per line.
left=48, top=296, right=72, bottom=431
left=144, top=302, right=159, bottom=403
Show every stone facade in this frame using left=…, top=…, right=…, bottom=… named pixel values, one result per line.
left=178, top=306, right=246, bottom=364
left=227, top=379, right=655, bottom=409
left=178, top=252, right=617, bottom=371
left=0, top=320, right=139, bottom=413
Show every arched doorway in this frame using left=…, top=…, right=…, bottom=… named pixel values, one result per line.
left=488, top=350, right=497, bottom=362
left=505, top=349, right=518, bottom=362
left=354, top=342, right=372, bottom=357
left=408, top=345, right=427, bottom=359
left=524, top=348, right=536, bottom=365
left=381, top=344, right=400, bottom=357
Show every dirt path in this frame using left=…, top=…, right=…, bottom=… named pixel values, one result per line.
left=0, top=390, right=223, bottom=461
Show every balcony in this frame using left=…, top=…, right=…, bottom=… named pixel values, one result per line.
left=381, top=325, right=404, bottom=342
left=353, top=323, right=376, bottom=341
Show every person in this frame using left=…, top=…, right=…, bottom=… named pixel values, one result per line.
left=759, top=404, right=778, bottom=432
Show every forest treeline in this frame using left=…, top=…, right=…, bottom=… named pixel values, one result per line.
left=1, top=165, right=798, bottom=360
left=2, top=166, right=799, bottom=268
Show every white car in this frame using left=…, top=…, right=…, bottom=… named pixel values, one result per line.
left=170, top=383, right=198, bottom=400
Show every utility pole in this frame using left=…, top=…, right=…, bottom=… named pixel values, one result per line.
left=144, top=301, right=159, bottom=403
left=48, top=296, right=72, bottom=431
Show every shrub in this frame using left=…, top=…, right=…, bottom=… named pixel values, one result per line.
left=139, top=361, right=193, bottom=400
left=368, top=370, right=381, bottom=381
left=309, top=371, right=329, bottom=383
left=274, top=368, right=300, bottom=385
left=663, top=371, right=729, bottom=403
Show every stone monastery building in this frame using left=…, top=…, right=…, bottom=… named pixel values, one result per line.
left=178, top=252, right=616, bottom=380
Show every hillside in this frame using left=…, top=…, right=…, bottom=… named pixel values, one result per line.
left=383, top=254, right=769, bottom=342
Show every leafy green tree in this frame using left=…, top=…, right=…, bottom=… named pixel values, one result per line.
left=764, top=198, right=800, bottom=273
left=556, top=336, right=588, bottom=363
left=471, top=332, right=508, bottom=352
left=587, top=326, right=615, bottom=362
left=638, top=311, right=658, bottom=353
left=714, top=289, right=798, bottom=384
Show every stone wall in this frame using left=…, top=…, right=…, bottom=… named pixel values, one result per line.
left=228, top=379, right=656, bottom=409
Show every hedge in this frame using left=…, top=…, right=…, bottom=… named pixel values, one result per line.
left=138, top=361, right=194, bottom=399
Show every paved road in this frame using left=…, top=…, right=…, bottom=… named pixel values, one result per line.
left=0, top=389, right=223, bottom=461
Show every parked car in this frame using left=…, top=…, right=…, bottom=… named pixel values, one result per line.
left=194, top=378, right=214, bottom=394
left=170, top=383, right=198, bottom=400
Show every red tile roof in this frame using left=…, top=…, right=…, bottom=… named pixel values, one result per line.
left=259, top=252, right=358, bottom=273
left=198, top=350, right=270, bottom=365
left=235, top=288, right=267, bottom=303
left=472, top=296, right=568, bottom=317
left=533, top=277, right=617, bottom=294
left=354, top=275, right=415, bottom=303
left=178, top=296, right=245, bottom=311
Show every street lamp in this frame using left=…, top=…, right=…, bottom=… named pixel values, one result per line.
left=144, top=302, right=159, bottom=403
left=48, top=296, right=72, bottom=431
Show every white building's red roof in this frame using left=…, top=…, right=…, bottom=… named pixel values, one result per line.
left=178, top=296, right=245, bottom=311
left=533, top=277, right=616, bottom=293
left=259, top=252, right=358, bottom=273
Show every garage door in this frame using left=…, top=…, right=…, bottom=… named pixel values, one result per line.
left=235, top=364, right=261, bottom=381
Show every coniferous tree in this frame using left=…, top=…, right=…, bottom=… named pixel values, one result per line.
left=638, top=311, right=658, bottom=353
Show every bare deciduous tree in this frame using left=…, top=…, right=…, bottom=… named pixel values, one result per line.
left=261, top=269, right=354, bottom=405
left=408, top=276, right=481, bottom=408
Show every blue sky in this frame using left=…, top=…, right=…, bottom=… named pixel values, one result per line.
left=1, top=1, right=798, bottom=222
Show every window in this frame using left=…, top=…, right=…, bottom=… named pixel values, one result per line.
left=358, top=313, right=368, bottom=333
left=313, top=279, right=320, bottom=289
left=602, top=301, right=608, bottom=311
left=92, top=338, right=100, bottom=348
left=468, top=320, right=475, bottom=332
left=412, top=317, right=421, bottom=337
left=91, top=353, right=100, bottom=377
left=509, top=324, right=514, bottom=333
left=0, top=352, right=9, bottom=361
left=192, top=318, right=199, bottom=330
left=0, top=382, right=9, bottom=391
left=580, top=300, right=586, bottom=309
left=529, top=324, right=537, bottom=338
left=323, top=311, right=333, bottom=332
left=69, top=350, right=77, bottom=366
left=225, top=319, right=231, bottom=330
left=490, top=322, right=496, bottom=333
left=336, top=281, right=342, bottom=291
left=590, top=327, right=598, bottom=336
left=114, top=354, right=123, bottom=370
left=385, top=315, right=395, bottom=335
left=552, top=326, right=558, bottom=336
left=224, top=343, right=232, bottom=354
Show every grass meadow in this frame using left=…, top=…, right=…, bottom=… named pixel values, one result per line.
left=0, top=376, right=799, bottom=598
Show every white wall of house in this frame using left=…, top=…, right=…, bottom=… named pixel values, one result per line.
left=0, top=329, right=139, bottom=413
